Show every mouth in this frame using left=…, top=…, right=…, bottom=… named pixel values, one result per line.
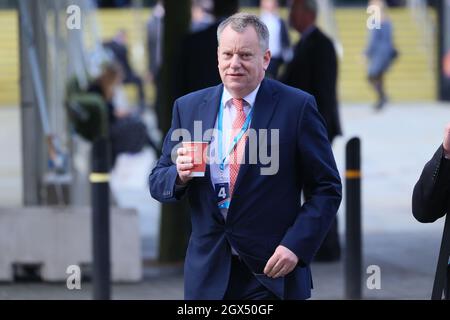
left=227, top=73, right=244, bottom=78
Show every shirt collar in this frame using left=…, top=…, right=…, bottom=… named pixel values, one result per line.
left=221, top=84, right=261, bottom=108
left=301, top=24, right=317, bottom=40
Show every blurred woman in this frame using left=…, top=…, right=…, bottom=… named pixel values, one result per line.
left=364, top=0, right=398, bottom=111
left=88, top=62, right=160, bottom=166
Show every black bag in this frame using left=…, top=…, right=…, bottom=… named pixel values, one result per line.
left=110, top=117, right=148, bottom=161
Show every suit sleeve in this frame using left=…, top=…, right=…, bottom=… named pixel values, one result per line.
left=149, top=100, right=189, bottom=202
left=412, top=145, right=450, bottom=223
left=280, top=95, right=342, bottom=265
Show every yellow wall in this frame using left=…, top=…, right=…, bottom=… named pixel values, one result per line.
left=0, top=7, right=437, bottom=107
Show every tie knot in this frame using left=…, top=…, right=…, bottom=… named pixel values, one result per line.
left=232, top=98, right=244, bottom=112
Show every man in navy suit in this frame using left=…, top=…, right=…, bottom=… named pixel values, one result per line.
left=149, top=13, right=342, bottom=300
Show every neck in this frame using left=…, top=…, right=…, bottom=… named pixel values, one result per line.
left=262, top=10, right=277, bottom=15
left=225, top=83, right=261, bottom=99
left=299, top=22, right=315, bottom=34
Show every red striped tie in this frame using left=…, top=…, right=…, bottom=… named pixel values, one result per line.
left=229, top=98, right=247, bottom=196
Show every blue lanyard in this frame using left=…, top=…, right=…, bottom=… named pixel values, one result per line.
left=217, top=97, right=253, bottom=171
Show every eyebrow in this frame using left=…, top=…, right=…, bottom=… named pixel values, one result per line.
left=220, top=48, right=253, bottom=54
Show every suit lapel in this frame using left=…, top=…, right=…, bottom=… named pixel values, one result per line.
left=193, top=85, right=223, bottom=218
left=231, top=79, right=278, bottom=198
left=196, top=84, right=223, bottom=137
left=196, top=84, right=222, bottom=181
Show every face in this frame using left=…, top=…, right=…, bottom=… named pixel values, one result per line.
left=101, top=71, right=122, bottom=91
left=117, top=31, right=128, bottom=44
left=289, top=0, right=312, bottom=33
left=218, top=25, right=271, bottom=98
left=262, top=0, right=277, bottom=12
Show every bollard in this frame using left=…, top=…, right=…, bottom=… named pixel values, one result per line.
left=345, top=137, right=362, bottom=300
left=90, top=137, right=111, bottom=300
left=431, top=214, right=450, bottom=300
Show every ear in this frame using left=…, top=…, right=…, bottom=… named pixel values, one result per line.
left=263, top=49, right=272, bottom=71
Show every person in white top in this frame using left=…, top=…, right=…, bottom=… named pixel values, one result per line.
left=259, top=0, right=291, bottom=78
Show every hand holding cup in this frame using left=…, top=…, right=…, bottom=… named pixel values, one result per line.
left=176, top=147, right=194, bottom=185
left=176, top=142, right=208, bottom=184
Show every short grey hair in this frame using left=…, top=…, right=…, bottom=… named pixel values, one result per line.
left=217, top=13, right=270, bottom=52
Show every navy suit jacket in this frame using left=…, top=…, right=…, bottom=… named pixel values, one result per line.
left=149, top=79, right=342, bottom=299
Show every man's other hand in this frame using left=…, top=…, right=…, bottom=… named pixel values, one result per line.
left=444, top=122, right=450, bottom=159
left=264, top=245, right=298, bottom=278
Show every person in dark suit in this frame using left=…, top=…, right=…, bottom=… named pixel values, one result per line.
left=173, top=0, right=239, bottom=99
left=147, top=1, right=164, bottom=83
left=280, top=0, right=342, bottom=262
left=412, top=123, right=450, bottom=223
left=104, top=29, right=145, bottom=110
left=149, top=13, right=342, bottom=300
left=146, top=1, right=164, bottom=129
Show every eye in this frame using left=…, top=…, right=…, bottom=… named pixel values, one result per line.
left=222, top=52, right=232, bottom=58
left=241, top=53, right=252, bottom=59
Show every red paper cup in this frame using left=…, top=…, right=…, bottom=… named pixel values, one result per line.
left=182, top=141, right=208, bottom=177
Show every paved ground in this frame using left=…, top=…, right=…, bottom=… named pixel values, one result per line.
left=1, top=101, right=450, bottom=299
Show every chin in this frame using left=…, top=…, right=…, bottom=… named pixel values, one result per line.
left=226, top=82, right=244, bottom=91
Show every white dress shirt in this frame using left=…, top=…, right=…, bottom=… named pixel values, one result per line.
left=209, top=84, right=261, bottom=222
left=260, top=12, right=282, bottom=58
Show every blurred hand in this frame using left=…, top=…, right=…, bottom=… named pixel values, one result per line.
left=264, top=245, right=298, bottom=278
left=114, top=109, right=131, bottom=119
left=444, top=122, right=450, bottom=158
left=146, top=71, right=154, bottom=83
left=176, top=147, right=194, bottom=185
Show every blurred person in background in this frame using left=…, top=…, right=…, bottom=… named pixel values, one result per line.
left=191, top=0, right=215, bottom=32
left=280, top=0, right=342, bottom=262
left=104, top=29, right=146, bottom=112
left=88, top=62, right=160, bottom=166
left=364, top=0, right=398, bottom=111
left=259, top=0, right=291, bottom=78
left=147, top=1, right=164, bottom=84
left=412, top=122, right=450, bottom=223
left=174, top=0, right=239, bottom=99
left=147, top=1, right=165, bottom=129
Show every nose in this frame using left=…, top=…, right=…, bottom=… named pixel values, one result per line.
left=230, top=54, right=241, bottom=70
